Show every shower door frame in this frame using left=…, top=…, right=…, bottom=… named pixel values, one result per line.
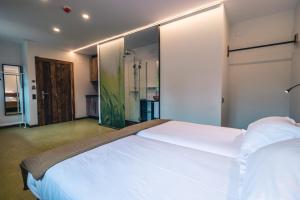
left=124, top=50, right=161, bottom=123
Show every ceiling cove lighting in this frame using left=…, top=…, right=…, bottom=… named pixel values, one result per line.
left=53, top=27, right=61, bottom=33
left=284, top=84, right=300, bottom=94
left=82, top=13, right=90, bottom=20
left=71, top=0, right=223, bottom=53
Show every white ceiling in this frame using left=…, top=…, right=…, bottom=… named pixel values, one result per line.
left=0, top=0, right=298, bottom=55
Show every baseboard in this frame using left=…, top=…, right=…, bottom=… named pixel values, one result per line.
left=25, top=124, right=38, bottom=128
left=74, top=116, right=89, bottom=120
left=0, top=123, right=27, bottom=128
left=125, top=120, right=139, bottom=127
left=87, top=116, right=99, bottom=120
left=75, top=116, right=99, bottom=120
left=1, top=118, right=99, bottom=128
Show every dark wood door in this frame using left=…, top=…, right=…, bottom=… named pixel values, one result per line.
left=35, top=57, right=75, bottom=125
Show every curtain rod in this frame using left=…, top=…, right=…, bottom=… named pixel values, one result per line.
left=227, top=33, right=298, bottom=57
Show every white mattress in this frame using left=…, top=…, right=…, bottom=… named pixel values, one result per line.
left=28, top=135, right=239, bottom=200
left=138, top=121, right=244, bottom=158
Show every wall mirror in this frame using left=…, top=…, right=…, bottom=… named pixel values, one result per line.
left=2, top=64, right=23, bottom=116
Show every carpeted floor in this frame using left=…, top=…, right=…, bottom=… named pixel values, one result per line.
left=0, top=118, right=114, bottom=200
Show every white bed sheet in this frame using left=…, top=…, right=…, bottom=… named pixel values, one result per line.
left=138, top=121, right=244, bottom=158
left=28, top=135, right=239, bottom=200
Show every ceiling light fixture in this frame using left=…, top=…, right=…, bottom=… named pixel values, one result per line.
left=71, top=0, right=223, bottom=53
left=53, top=27, right=61, bottom=33
left=82, top=13, right=90, bottom=20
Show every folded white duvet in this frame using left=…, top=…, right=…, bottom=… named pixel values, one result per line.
left=28, top=135, right=239, bottom=200
left=138, top=121, right=244, bottom=158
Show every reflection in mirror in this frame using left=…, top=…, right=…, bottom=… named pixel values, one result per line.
left=124, top=26, right=160, bottom=125
left=2, top=64, right=23, bottom=116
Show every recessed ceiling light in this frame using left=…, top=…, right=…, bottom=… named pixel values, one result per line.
left=82, top=13, right=90, bottom=20
left=52, top=27, right=61, bottom=33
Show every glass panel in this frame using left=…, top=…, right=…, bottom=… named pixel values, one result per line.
left=124, top=54, right=140, bottom=122
left=2, top=65, right=23, bottom=116
left=124, top=27, right=160, bottom=125
left=98, top=38, right=125, bottom=128
left=145, top=60, right=160, bottom=119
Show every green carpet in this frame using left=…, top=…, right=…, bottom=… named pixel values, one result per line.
left=0, top=119, right=114, bottom=200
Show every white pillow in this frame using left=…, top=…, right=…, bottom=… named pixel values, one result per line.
left=247, top=116, right=296, bottom=129
left=238, top=117, right=300, bottom=197
left=240, top=117, right=298, bottom=159
left=240, top=139, right=300, bottom=200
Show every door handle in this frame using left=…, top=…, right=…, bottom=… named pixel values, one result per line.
left=42, top=91, right=48, bottom=99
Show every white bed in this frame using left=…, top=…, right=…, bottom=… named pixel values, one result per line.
left=26, top=118, right=300, bottom=200
left=138, top=121, right=244, bottom=158
left=28, top=135, right=240, bottom=200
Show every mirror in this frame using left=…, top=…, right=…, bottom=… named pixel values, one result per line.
left=2, top=64, right=22, bottom=115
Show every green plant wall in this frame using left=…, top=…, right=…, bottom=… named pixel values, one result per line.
left=98, top=38, right=125, bottom=128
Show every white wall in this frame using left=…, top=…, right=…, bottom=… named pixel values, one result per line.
left=221, top=7, right=230, bottom=126
left=160, top=5, right=227, bottom=126
left=0, top=39, right=23, bottom=126
left=291, top=4, right=300, bottom=122
left=23, top=41, right=96, bottom=125
left=228, top=10, right=294, bottom=128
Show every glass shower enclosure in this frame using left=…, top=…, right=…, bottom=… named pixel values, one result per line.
left=124, top=27, right=160, bottom=125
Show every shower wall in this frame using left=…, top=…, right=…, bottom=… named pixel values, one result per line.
left=124, top=44, right=159, bottom=122
left=98, top=38, right=125, bottom=128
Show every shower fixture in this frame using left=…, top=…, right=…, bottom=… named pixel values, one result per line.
left=124, top=49, right=135, bottom=57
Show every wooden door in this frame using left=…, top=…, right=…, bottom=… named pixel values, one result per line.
left=35, top=57, right=75, bottom=125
